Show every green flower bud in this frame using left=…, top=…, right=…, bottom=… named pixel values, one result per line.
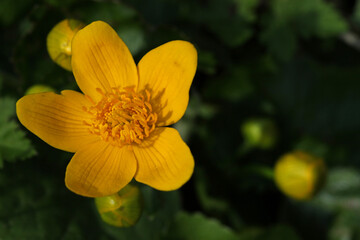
left=46, top=19, right=85, bottom=71
left=274, top=151, right=326, bottom=200
left=25, top=84, right=55, bottom=95
left=95, top=184, right=143, bottom=227
left=241, top=118, right=277, bottom=149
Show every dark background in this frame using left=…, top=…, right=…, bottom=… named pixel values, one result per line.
left=1, top=0, right=360, bottom=239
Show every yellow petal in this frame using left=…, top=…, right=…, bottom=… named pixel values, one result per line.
left=16, top=90, right=96, bottom=152
left=137, top=41, right=197, bottom=126
left=133, top=127, right=194, bottom=190
left=65, top=141, right=137, bottom=197
left=72, top=21, right=138, bottom=101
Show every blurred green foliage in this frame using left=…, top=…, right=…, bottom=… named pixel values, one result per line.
left=1, top=0, right=360, bottom=239
left=0, top=97, right=35, bottom=167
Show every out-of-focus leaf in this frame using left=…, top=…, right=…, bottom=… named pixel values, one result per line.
left=12, top=17, right=77, bottom=92
left=18, top=18, right=35, bottom=39
left=117, top=24, right=145, bottom=56
left=260, top=225, right=301, bottom=240
left=326, top=169, right=360, bottom=196
left=126, top=0, right=179, bottom=25
left=184, top=93, right=217, bottom=120
left=234, top=0, right=260, bottom=22
left=264, top=57, right=360, bottom=144
left=328, top=210, right=360, bottom=240
left=204, top=67, right=254, bottom=102
left=0, top=97, right=36, bottom=168
left=309, top=169, right=360, bottom=239
left=42, top=0, right=76, bottom=8
left=0, top=0, right=33, bottom=26
left=294, top=137, right=329, bottom=158
left=238, top=225, right=301, bottom=240
left=75, top=1, right=137, bottom=24
left=261, top=23, right=296, bottom=62
left=198, top=50, right=217, bottom=75
left=180, top=0, right=253, bottom=47
left=261, top=0, right=347, bottom=60
left=167, top=211, right=239, bottom=240
left=239, top=225, right=300, bottom=240
left=0, top=72, right=3, bottom=93
left=0, top=162, right=104, bottom=240
left=195, top=167, right=229, bottom=214
left=353, top=0, right=360, bottom=26
left=313, top=168, right=360, bottom=210
left=175, top=93, right=217, bottom=141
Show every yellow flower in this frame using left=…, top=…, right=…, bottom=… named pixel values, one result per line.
left=16, top=21, right=197, bottom=197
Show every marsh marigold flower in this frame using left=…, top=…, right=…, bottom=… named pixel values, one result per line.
left=16, top=21, right=197, bottom=197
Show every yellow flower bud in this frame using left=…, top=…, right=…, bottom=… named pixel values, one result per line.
left=25, top=84, right=55, bottom=95
left=95, top=184, right=143, bottom=227
left=241, top=118, right=277, bottom=149
left=46, top=19, right=85, bottom=71
left=274, top=151, right=326, bottom=200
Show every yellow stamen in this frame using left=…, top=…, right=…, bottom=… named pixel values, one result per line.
left=84, top=87, right=157, bottom=146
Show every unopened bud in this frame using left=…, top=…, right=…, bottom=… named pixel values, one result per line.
left=95, top=184, right=143, bottom=227
left=25, top=84, right=55, bottom=95
left=275, top=151, right=326, bottom=200
left=46, top=19, right=85, bottom=71
left=241, top=118, right=277, bottom=150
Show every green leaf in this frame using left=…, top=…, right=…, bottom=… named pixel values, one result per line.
left=306, top=169, right=360, bottom=239
left=0, top=97, right=36, bottom=168
left=237, top=225, right=301, bottom=240
left=261, top=0, right=347, bottom=60
left=174, top=93, right=217, bottom=142
left=0, top=0, right=33, bottom=26
left=261, top=22, right=297, bottom=61
left=0, top=163, right=103, bottom=240
left=42, top=0, right=76, bottom=8
left=198, top=50, right=217, bottom=75
left=74, top=2, right=137, bottom=24
left=179, top=0, right=254, bottom=47
left=0, top=72, right=3, bottom=93
left=117, top=24, right=146, bottom=56
left=313, top=168, right=360, bottom=211
left=329, top=210, right=360, bottom=240
left=234, top=0, right=260, bottom=22
left=204, top=67, right=254, bottom=102
left=167, top=211, right=238, bottom=240
left=353, top=0, right=360, bottom=26
left=260, top=225, right=301, bottom=240
left=264, top=56, right=360, bottom=143
left=194, top=168, right=229, bottom=214
left=325, top=168, right=360, bottom=196
left=294, top=137, right=329, bottom=158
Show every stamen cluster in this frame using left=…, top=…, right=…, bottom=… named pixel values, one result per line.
left=84, top=87, right=157, bottom=146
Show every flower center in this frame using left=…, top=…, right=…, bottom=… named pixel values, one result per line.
left=84, top=87, right=157, bottom=146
